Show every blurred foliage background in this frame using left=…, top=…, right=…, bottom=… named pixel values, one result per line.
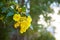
left=0, top=0, right=60, bottom=40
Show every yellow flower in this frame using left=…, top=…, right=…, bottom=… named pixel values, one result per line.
left=20, top=21, right=26, bottom=28
left=20, top=20, right=31, bottom=33
left=19, top=16, right=32, bottom=34
left=25, top=22, right=31, bottom=30
left=18, top=8, right=22, bottom=12
left=14, top=22, right=19, bottom=28
left=27, top=16, right=32, bottom=23
left=13, top=15, right=32, bottom=34
left=20, top=17, right=26, bottom=22
left=13, top=14, right=20, bottom=21
left=20, top=28, right=26, bottom=33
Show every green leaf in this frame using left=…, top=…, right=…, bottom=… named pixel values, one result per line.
left=0, top=2, right=4, bottom=7
left=9, top=1, right=17, bottom=5
left=5, top=16, right=13, bottom=26
left=22, top=7, right=26, bottom=12
left=6, top=11, right=14, bottom=17
left=1, top=7, right=7, bottom=13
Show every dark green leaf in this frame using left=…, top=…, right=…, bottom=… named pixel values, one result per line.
left=6, top=11, right=14, bottom=17
left=22, top=7, right=26, bottom=12
left=0, top=2, right=4, bottom=7
left=1, top=7, right=7, bottom=13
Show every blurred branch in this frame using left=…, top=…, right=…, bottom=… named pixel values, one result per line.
left=18, top=0, right=24, bottom=6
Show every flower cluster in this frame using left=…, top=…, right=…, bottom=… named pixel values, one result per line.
left=13, top=13, right=32, bottom=33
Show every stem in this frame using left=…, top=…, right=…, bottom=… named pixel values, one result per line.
left=17, top=29, right=19, bottom=40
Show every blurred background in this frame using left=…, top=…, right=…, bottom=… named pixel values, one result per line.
left=0, top=0, right=60, bottom=40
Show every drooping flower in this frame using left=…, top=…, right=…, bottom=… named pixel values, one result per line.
left=13, top=14, right=32, bottom=34
left=13, top=14, right=20, bottom=21
left=19, top=16, right=32, bottom=33
left=14, top=22, right=19, bottom=28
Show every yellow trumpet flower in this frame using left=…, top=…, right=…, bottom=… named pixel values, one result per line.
left=13, top=15, right=32, bottom=34
left=13, top=14, right=20, bottom=21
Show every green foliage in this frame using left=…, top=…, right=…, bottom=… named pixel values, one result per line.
left=0, top=0, right=60, bottom=40
left=30, top=0, right=55, bottom=31
left=38, top=31, right=55, bottom=40
left=0, top=0, right=17, bottom=40
left=22, top=7, right=26, bottom=12
left=30, top=0, right=57, bottom=40
left=0, top=0, right=17, bottom=25
left=0, top=20, right=9, bottom=40
left=0, top=0, right=30, bottom=40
